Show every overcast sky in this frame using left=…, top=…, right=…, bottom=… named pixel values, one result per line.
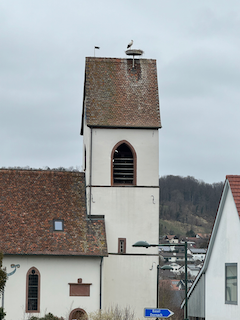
left=1, top=0, right=240, bottom=184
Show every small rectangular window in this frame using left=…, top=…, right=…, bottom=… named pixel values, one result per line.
left=225, top=263, right=237, bottom=304
left=53, top=219, right=64, bottom=231
left=118, top=238, right=126, bottom=254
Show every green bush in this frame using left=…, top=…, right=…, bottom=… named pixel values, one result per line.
left=29, top=313, right=64, bottom=320
left=0, top=307, right=6, bottom=320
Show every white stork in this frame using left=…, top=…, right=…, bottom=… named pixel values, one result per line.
left=127, top=40, right=133, bottom=49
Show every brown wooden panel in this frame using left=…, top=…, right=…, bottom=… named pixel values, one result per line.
left=69, top=279, right=92, bottom=296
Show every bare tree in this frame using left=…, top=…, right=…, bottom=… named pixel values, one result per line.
left=159, top=280, right=184, bottom=320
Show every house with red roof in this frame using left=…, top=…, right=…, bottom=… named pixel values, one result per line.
left=1, top=55, right=161, bottom=320
left=182, top=176, right=240, bottom=320
left=165, top=235, right=179, bottom=244
left=1, top=170, right=107, bottom=320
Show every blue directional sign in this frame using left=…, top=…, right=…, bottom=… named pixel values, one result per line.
left=144, top=308, right=174, bottom=318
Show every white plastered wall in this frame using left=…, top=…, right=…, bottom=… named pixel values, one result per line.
left=90, top=127, right=159, bottom=186
left=85, top=126, right=159, bottom=254
left=3, top=255, right=101, bottom=320
left=91, top=187, right=159, bottom=254
left=102, top=255, right=158, bottom=320
left=205, top=187, right=240, bottom=320
left=83, top=125, right=159, bottom=249
left=82, top=123, right=159, bottom=188
left=82, top=125, right=159, bottom=318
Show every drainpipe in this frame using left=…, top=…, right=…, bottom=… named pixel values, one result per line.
left=100, top=257, right=103, bottom=310
left=184, top=241, right=188, bottom=320
left=89, top=128, right=93, bottom=216
left=1, top=290, right=4, bottom=309
left=157, top=264, right=160, bottom=308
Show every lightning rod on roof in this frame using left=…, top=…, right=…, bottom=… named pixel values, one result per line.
left=94, top=46, right=100, bottom=57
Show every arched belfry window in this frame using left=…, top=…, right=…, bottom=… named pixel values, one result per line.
left=112, top=141, right=136, bottom=185
left=26, top=267, right=40, bottom=313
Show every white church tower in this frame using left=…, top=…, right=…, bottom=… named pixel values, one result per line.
left=81, top=53, right=161, bottom=319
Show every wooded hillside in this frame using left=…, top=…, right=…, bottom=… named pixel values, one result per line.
left=159, top=175, right=224, bottom=237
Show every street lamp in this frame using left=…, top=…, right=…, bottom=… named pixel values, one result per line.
left=133, top=241, right=188, bottom=320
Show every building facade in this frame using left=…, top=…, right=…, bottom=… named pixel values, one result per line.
left=185, top=176, right=240, bottom=320
left=1, top=55, right=161, bottom=320
left=1, top=170, right=107, bottom=320
left=81, top=57, right=161, bottom=317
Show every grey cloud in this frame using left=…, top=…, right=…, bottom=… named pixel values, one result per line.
left=1, top=0, right=240, bottom=183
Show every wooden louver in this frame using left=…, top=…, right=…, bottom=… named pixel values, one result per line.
left=113, top=143, right=134, bottom=184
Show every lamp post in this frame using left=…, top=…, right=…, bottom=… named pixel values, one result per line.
left=133, top=241, right=188, bottom=320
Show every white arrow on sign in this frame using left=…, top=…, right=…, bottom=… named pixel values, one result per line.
left=144, top=308, right=174, bottom=318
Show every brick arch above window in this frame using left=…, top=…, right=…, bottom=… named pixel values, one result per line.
left=111, top=140, right=137, bottom=186
left=26, top=266, right=40, bottom=313
left=69, top=308, right=87, bottom=320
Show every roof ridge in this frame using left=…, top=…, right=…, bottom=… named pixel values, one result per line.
left=86, top=57, right=156, bottom=62
left=0, top=168, right=83, bottom=175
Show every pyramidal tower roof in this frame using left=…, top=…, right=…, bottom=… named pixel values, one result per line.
left=81, top=57, right=161, bottom=132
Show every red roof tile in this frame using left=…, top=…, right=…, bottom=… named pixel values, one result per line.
left=81, top=57, right=161, bottom=131
left=0, top=169, right=107, bottom=256
left=226, top=175, right=240, bottom=217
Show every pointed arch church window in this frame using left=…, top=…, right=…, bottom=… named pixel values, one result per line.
left=26, top=267, right=40, bottom=313
left=112, top=141, right=136, bottom=185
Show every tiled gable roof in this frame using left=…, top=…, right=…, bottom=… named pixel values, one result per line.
left=82, top=57, right=161, bottom=130
left=165, top=235, right=178, bottom=239
left=0, top=169, right=107, bottom=256
left=227, top=175, right=240, bottom=217
left=190, top=248, right=206, bottom=254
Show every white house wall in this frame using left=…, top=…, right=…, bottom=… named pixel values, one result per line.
left=3, top=255, right=102, bottom=320
left=205, top=186, right=240, bottom=320
left=102, top=255, right=158, bottom=319
left=192, top=253, right=205, bottom=261
left=90, top=186, right=159, bottom=254
left=84, top=126, right=159, bottom=254
left=88, top=127, right=159, bottom=187
left=188, top=274, right=205, bottom=318
left=82, top=122, right=159, bottom=318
